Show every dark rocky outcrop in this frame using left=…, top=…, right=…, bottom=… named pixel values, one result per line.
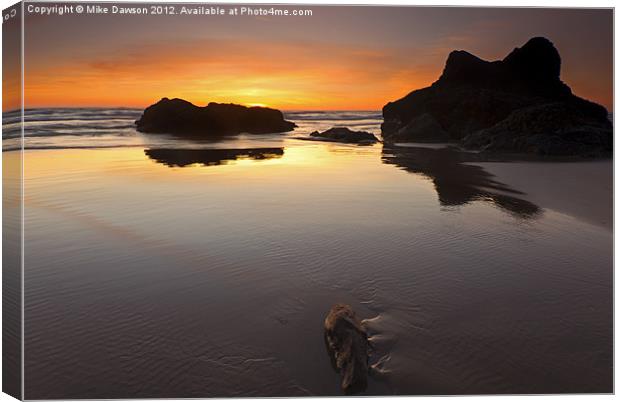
left=461, top=101, right=612, bottom=155
left=144, top=147, right=284, bottom=167
left=382, top=37, right=612, bottom=156
left=324, top=304, right=369, bottom=395
left=308, top=127, right=379, bottom=145
left=135, top=98, right=296, bottom=137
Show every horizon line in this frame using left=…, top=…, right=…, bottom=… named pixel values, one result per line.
left=3, top=106, right=384, bottom=114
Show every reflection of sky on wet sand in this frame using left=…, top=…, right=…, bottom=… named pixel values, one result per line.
left=20, top=141, right=612, bottom=398
left=140, top=142, right=543, bottom=219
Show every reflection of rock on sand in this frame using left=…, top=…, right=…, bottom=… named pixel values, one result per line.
left=381, top=145, right=542, bottom=219
left=144, top=147, right=284, bottom=167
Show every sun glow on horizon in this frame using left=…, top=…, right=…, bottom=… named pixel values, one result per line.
left=20, top=34, right=445, bottom=112
left=245, top=103, right=269, bottom=108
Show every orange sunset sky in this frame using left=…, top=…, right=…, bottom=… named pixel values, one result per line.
left=6, top=6, right=614, bottom=111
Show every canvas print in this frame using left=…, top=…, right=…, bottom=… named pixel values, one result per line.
left=1, top=2, right=613, bottom=399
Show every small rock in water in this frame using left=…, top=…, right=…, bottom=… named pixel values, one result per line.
left=310, top=127, right=379, bottom=144
left=324, top=303, right=370, bottom=394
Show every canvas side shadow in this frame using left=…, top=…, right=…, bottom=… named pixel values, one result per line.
left=144, top=147, right=285, bottom=168
left=381, top=145, right=542, bottom=219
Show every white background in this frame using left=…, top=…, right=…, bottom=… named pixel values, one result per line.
left=0, top=0, right=616, bottom=401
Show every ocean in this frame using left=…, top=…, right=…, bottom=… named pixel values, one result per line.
left=2, top=108, right=383, bottom=150
left=2, top=108, right=612, bottom=398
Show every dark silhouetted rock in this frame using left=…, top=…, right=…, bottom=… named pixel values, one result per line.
left=461, top=101, right=612, bottom=156
left=324, top=304, right=369, bottom=395
left=383, top=113, right=451, bottom=143
left=144, top=147, right=284, bottom=167
left=382, top=37, right=612, bottom=156
left=135, top=98, right=296, bottom=137
left=309, top=127, right=379, bottom=145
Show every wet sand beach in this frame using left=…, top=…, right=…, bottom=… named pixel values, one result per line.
left=476, top=160, right=612, bottom=230
left=9, top=109, right=612, bottom=398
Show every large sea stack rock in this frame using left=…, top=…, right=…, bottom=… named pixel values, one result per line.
left=382, top=37, right=612, bottom=156
left=324, top=304, right=369, bottom=394
left=135, top=98, right=296, bottom=136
